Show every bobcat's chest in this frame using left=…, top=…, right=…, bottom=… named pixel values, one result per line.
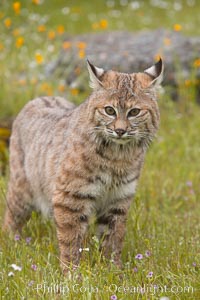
left=90, top=169, right=138, bottom=213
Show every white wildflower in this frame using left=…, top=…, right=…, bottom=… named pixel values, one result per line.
left=11, top=264, right=22, bottom=271
left=79, top=247, right=89, bottom=253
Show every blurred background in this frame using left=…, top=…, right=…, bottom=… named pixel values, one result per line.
left=0, top=0, right=200, bottom=137
left=0, top=2, right=200, bottom=298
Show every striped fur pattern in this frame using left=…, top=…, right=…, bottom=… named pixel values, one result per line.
left=3, top=59, right=163, bottom=272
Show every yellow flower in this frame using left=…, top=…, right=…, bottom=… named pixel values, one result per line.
left=40, top=82, right=53, bottom=96
left=193, top=58, right=200, bottom=68
left=93, top=19, right=108, bottom=30
left=57, top=25, right=65, bottom=35
left=62, top=41, right=71, bottom=50
left=37, top=25, right=46, bottom=32
left=16, top=36, right=24, bottom=48
left=13, top=28, right=20, bottom=36
left=173, top=24, right=182, bottom=31
left=163, top=37, right=171, bottom=46
left=31, top=77, right=38, bottom=85
left=4, top=18, right=12, bottom=28
left=18, top=78, right=26, bottom=86
left=0, top=128, right=10, bottom=139
left=41, top=82, right=49, bottom=89
left=70, top=88, right=79, bottom=96
left=13, top=2, right=21, bottom=15
left=48, top=30, right=56, bottom=40
left=75, top=66, right=81, bottom=75
left=154, top=53, right=162, bottom=61
left=77, top=41, right=86, bottom=49
left=184, top=79, right=191, bottom=87
left=35, top=53, right=44, bottom=64
left=78, top=50, right=85, bottom=59
left=58, top=84, right=65, bottom=92
left=0, top=11, right=5, bottom=19
left=0, top=43, right=4, bottom=51
left=92, top=22, right=99, bottom=30
left=32, top=0, right=40, bottom=4
left=99, top=19, right=108, bottom=29
left=47, top=88, right=53, bottom=96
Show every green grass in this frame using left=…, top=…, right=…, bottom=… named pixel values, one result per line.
left=0, top=1, right=200, bottom=299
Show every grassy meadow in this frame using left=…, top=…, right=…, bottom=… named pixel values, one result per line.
left=0, top=1, right=200, bottom=299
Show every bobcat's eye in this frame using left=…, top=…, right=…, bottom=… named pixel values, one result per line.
left=105, top=106, right=116, bottom=116
left=128, top=108, right=141, bottom=117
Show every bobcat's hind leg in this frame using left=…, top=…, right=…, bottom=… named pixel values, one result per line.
left=3, top=134, right=33, bottom=233
left=3, top=182, right=33, bottom=233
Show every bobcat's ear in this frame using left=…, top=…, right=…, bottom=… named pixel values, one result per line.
left=87, top=60, right=104, bottom=89
left=144, top=58, right=164, bottom=87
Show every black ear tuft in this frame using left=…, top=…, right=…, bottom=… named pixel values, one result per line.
left=144, top=58, right=164, bottom=86
left=87, top=60, right=97, bottom=77
left=154, top=58, right=163, bottom=79
left=86, top=59, right=105, bottom=89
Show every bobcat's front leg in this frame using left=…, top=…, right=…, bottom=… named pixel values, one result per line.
left=97, top=198, right=132, bottom=267
left=53, top=189, right=93, bottom=273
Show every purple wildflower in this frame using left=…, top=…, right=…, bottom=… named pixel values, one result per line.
left=192, top=262, right=197, bottom=267
left=26, top=237, right=32, bottom=244
left=28, top=280, right=34, bottom=287
left=186, top=181, right=192, bottom=187
left=110, top=295, right=117, bottom=300
left=31, top=264, right=37, bottom=271
left=133, top=267, right=138, bottom=273
left=135, top=253, right=143, bottom=260
left=147, top=271, right=153, bottom=278
left=14, top=234, right=20, bottom=241
left=189, top=189, right=195, bottom=195
left=145, top=250, right=151, bottom=257
left=140, top=287, right=145, bottom=294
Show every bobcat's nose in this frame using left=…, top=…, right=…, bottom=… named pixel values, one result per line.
left=115, top=128, right=126, bottom=137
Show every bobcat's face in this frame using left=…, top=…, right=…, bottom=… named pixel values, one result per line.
left=86, top=59, right=163, bottom=146
left=93, top=91, right=159, bottom=145
left=89, top=70, right=161, bottom=146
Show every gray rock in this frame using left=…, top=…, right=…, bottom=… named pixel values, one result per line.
left=46, top=29, right=200, bottom=100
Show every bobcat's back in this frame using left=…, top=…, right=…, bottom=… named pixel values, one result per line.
left=10, top=96, right=76, bottom=215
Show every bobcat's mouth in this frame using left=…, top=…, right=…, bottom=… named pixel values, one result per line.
left=111, top=137, right=131, bottom=144
left=109, top=133, right=134, bottom=144
left=105, top=128, right=136, bottom=144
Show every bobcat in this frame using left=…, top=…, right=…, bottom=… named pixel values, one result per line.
left=3, top=58, right=163, bottom=272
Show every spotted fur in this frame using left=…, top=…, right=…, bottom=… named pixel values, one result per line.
left=3, top=59, right=163, bottom=272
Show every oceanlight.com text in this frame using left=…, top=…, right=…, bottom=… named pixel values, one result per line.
left=34, top=283, right=194, bottom=295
